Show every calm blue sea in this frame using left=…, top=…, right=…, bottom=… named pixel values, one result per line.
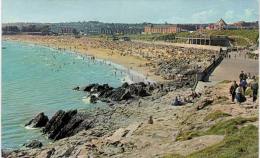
left=2, top=41, right=125, bottom=149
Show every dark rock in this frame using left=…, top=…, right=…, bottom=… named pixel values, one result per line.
left=72, top=86, right=80, bottom=91
left=110, top=88, right=132, bottom=101
left=43, top=110, right=94, bottom=140
left=23, top=140, right=43, bottom=149
left=79, top=82, right=153, bottom=103
left=148, top=116, right=153, bottom=124
left=90, top=95, right=98, bottom=103
left=43, top=110, right=77, bottom=139
left=83, top=83, right=99, bottom=92
left=25, top=112, right=49, bottom=128
left=121, top=82, right=129, bottom=88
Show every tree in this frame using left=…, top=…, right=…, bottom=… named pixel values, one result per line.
left=72, top=28, right=79, bottom=35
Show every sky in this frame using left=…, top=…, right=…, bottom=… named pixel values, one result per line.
left=2, top=0, right=259, bottom=24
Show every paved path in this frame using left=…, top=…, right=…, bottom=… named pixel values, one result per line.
left=196, top=50, right=258, bottom=93
left=209, top=51, right=258, bottom=82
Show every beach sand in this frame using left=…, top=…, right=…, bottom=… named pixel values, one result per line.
left=3, top=35, right=166, bottom=83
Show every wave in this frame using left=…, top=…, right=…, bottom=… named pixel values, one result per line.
left=25, top=126, right=38, bottom=130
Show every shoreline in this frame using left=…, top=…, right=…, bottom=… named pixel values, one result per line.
left=4, top=39, right=156, bottom=85
left=2, top=39, right=157, bottom=150
left=3, top=35, right=165, bottom=83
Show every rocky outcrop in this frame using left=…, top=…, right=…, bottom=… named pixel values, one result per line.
left=43, top=110, right=94, bottom=140
left=24, top=107, right=116, bottom=143
left=72, top=86, right=80, bottom=91
left=25, top=112, right=49, bottom=128
left=89, top=95, right=98, bottom=103
left=82, top=82, right=154, bottom=102
left=23, top=140, right=43, bottom=149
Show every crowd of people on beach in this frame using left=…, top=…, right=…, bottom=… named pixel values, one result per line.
left=224, top=49, right=258, bottom=60
left=89, top=39, right=219, bottom=80
left=229, top=70, right=258, bottom=104
left=20, top=36, right=219, bottom=81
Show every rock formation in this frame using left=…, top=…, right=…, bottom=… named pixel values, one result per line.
left=43, top=110, right=93, bottom=140
left=23, top=140, right=43, bottom=149
left=25, top=112, right=49, bottom=128
left=82, top=82, right=154, bottom=102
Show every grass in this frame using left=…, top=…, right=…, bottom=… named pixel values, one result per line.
left=205, top=117, right=257, bottom=135
left=203, top=110, right=231, bottom=121
left=175, top=130, right=203, bottom=141
left=202, top=29, right=259, bottom=46
left=127, top=33, right=176, bottom=41
left=166, top=117, right=258, bottom=158
left=87, top=29, right=259, bottom=47
left=176, top=117, right=257, bottom=141
left=187, top=125, right=258, bottom=158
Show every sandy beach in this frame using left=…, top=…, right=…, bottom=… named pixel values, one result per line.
left=3, top=35, right=166, bottom=83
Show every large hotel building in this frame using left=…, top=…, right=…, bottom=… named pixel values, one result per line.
left=144, top=24, right=182, bottom=34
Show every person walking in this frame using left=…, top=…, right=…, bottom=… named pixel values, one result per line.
left=230, top=81, right=238, bottom=102
left=235, top=84, right=246, bottom=104
left=251, top=78, right=258, bottom=102
left=240, top=79, right=247, bottom=94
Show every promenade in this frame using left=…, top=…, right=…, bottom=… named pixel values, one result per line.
left=209, top=51, right=259, bottom=82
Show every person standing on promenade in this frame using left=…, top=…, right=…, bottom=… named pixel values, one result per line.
left=251, top=78, right=258, bottom=103
left=239, top=71, right=245, bottom=82
left=230, top=81, right=238, bottom=102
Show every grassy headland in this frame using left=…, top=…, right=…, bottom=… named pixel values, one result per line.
left=113, top=29, right=259, bottom=47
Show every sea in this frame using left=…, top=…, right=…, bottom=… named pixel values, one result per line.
left=2, top=41, right=129, bottom=149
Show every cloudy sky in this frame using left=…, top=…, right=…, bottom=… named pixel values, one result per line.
left=2, top=0, right=259, bottom=23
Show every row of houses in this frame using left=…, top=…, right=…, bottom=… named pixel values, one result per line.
left=143, top=19, right=259, bottom=34
left=3, top=19, right=259, bottom=35
left=204, top=19, right=259, bottom=30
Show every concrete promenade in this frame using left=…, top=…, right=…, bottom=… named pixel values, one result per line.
left=209, top=51, right=259, bottom=82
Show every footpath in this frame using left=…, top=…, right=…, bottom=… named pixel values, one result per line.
left=196, top=50, right=259, bottom=93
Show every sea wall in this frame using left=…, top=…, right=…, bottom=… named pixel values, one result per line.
left=196, top=52, right=225, bottom=82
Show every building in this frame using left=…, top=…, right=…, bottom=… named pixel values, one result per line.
left=2, top=25, right=20, bottom=34
left=60, top=27, right=74, bottom=34
left=206, top=19, right=227, bottom=30
left=144, top=24, right=182, bottom=34
left=232, top=21, right=259, bottom=29
left=206, top=19, right=259, bottom=30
